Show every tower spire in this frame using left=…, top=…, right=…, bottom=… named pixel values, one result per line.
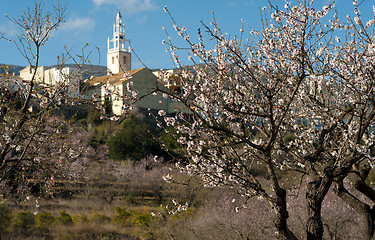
left=107, top=11, right=131, bottom=74
left=116, top=10, right=122, bottom=25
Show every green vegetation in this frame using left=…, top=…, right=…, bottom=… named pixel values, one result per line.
left=57, top=210, right=73, bottom=225
left=86, top=109, right=103, bottom=127
left=14, top=211, right=35, bottom=233
left=0, top=155, right=362, bottom=240
left=107, top=118, right=165, bottom=162
left=113, top=207, right=154, bottom=228
left=0, top=202, right=12, bottom=232
left=82, top=109, right=184, bottom=163
left=90, top=121, right=119, bottom=147
left=35, top=212, right=55, bottom=230
left=158, top=126, right=185, bottom=160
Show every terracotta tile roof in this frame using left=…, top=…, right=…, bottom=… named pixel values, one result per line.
left=86, top=68, right=145, bottom=86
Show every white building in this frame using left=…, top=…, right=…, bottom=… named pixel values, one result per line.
left=19, top=65, right=81, bottom=98
left=85, top=11, right=183, bottom=116
left=107, top=11, right=131, bottom=74
left=17, top=11, right=133, bottom=100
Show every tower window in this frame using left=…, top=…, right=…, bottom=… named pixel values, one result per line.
left=112, top=57, right=114, bottom=64
left=123, top=56, right=127, bottom=64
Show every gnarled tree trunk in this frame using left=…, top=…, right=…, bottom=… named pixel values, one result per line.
left=306, top=174, right=333, bottom=240
left=273, top=187, right=298, bottom=240
left=335, top=164, right=375, bottom=240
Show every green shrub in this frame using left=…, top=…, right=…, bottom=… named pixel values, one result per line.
left=14, top=211, right=35, bottom=232
left=89, top=211, right=111, bottom=224
left=72, top=214, right=89, bottom=224
left=112, top=207, right=154, bottom=228
left=159, top=129, right=180, bottom=150
left=87, top=109, right=103, bottom=127
left=159, top=126, right=186, bottom=161
left=57, top=210, right=73, bottom=225
left=0, top=202, right=12, bottom=232
left=92, top=121, right=119, bottom=146
left=36, top=212, right=55, bottom=229
left=112, top=207, right=132, bottom=226
left=130, top=208, right=153, bottom=228
left=107, top=119, right=163, bottom=161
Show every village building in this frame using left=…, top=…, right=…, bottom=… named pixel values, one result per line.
left=107, top=11, right=131, bottom=74
left=153, top=69, right=182, bottom=95
left=84, top=11, right=174, bottom=116
left=19, top=64, right=107, bottom=98
left=85, top=67, right=170, bottom=115
left=19, top=65, right=82, bottom=98
left=12, top=11, right=188, bottom=117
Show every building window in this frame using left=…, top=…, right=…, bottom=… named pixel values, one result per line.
left=112, top=57, right=114, bottom=64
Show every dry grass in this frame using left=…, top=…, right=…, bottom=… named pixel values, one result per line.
left=0, top=158, right=208, bottom=239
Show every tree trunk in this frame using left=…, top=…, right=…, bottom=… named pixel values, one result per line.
left=274, top=187, right=298, bottom=240
left=334, top=179, right=375, bottom=240
left=353, top=164, right=375, bottom=240
left=306, top=175, right=332, bottom=240
left=334, top=164, right=375, bottom=240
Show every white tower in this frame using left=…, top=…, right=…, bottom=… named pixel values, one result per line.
left=107, top=11, right=131, bottom=74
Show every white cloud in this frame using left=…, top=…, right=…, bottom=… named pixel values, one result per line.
left=0, top=22, right=18, bottom=38
left=92, top=0, right=156, bottom=15
left=61, top=16, right=95, bottom=32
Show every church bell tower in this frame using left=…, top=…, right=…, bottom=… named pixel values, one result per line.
left=107, top=11, right=131, bottom=74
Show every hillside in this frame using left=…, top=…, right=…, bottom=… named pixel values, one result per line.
left=0, top=64, right=107, bottom=77
left=0, top=64, right=24, bottom=75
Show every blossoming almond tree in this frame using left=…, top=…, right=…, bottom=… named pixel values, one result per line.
left=155, top=0, right=375, bottom=239
left=0, top=1, right=88, bottom=201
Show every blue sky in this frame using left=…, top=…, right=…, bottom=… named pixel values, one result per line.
left=0, top=0, right=374, bottom=70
